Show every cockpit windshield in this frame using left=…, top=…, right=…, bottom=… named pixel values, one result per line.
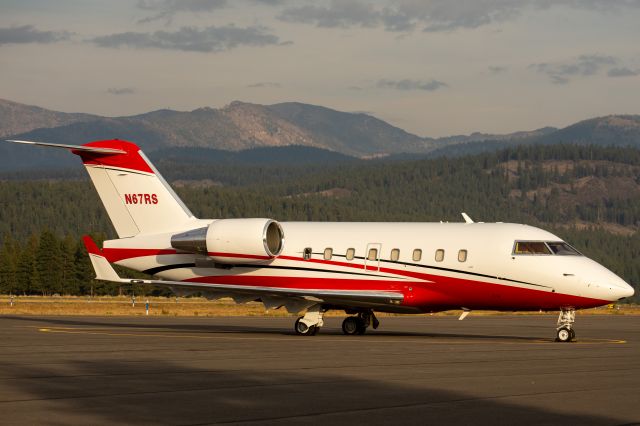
left=513, top=241, right=582, bottom=256
left=546, top=242, right=581, bottom=255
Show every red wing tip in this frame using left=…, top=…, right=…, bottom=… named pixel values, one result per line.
left=82, top=235, right=102, bottom=256
left=83, top=139, right=141, bottom=152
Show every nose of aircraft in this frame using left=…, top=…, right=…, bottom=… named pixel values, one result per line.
left=583, top=260, right=635, bottom=301
left=613, top=279, right=635, bottom=300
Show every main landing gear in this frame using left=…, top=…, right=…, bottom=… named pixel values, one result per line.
left=555, top=307, right=576, bottom=342
left=341, top=310, right=379, bottom=335
left=292, top=307, right=381, bottom=336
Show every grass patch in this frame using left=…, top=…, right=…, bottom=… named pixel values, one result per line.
left=0, top=295, right=637, bottom=317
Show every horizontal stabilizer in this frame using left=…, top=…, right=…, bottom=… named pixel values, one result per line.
left=6, top=139, right=126, bottom=155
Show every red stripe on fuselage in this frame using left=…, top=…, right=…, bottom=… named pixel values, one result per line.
left=103, top=248, right=178, bottom=263
left=184, top=274, right=609, bottom=311
left=107, top=248, right=610, bottom=310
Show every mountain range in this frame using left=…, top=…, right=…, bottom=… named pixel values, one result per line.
left=0, top=98, right=639, bottom=172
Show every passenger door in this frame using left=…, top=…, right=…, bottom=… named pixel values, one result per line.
left=364, top=243, right=382, bottom=271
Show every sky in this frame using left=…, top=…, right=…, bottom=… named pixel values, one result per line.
left=1, top=0, right=639, bottom=137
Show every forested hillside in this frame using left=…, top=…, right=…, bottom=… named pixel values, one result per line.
left=0, top=144, right=638, bottom=299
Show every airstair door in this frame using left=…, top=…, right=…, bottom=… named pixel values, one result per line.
left=365, top=243, right=382, bottom=271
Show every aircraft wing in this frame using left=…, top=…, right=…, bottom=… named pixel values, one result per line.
left=82, top=236, right=404, bottom=312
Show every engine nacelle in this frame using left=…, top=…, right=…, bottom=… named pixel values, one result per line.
left=171, top=218, right=284, bottom=264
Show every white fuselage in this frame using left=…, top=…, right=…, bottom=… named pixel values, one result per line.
left=104, top=221, right=633, bottom=312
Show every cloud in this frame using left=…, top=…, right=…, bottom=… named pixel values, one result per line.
left=137, top=0, right=228, bottom=23
left=0, top=25, right=71, bottom=45
left=530, top=54, right=617, bottom=84
left=107, top=87, right=136, bottom=95
left=247, top=82, right=281, bottom=88
left=377, top=79, right=448, bottom=91
left=278, top=1, right=380, bottom=29
left=278, top=0, right=640, bottom=33
left=488, top=65, right=508, bottom=74
left=90, top=25, right=284, bottom=52
left=277, top=0, right=523, bottom=32
left=137, top=0, right=283, bottom=23
left=607, top=67, right=640, bottom=77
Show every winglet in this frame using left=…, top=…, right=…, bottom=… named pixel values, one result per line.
left=82, top=235, right=121, bottom=282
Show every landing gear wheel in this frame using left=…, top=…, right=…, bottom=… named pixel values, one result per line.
left=556, top=327, right=573, bottom=342
left=570, top=328, right=576, bottom=341
left=342, top=317, right=360, bottom=335
left=295, top=317, right=318, bottom=336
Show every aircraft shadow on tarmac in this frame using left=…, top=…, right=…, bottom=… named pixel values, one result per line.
left=6, top=315, right=552, bottom=342
left=5, top=355, right=627, bottom=425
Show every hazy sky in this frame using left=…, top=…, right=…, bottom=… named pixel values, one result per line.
left=1, top=0, right=639, bottom=137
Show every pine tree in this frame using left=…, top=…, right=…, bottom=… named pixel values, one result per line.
left=16, top=235, right=38, bottom=295
left=60, top=235, right=77, bottom=295
left=36, top=230, right=63, bottom=296
left=0, top=235, right=19, bottom=294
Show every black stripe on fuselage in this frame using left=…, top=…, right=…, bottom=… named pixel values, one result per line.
left=142, top=253, right=548, bottom=289
left=142, top=263, right=396, bottom=279
left=312, top=252, right=551, bottom=289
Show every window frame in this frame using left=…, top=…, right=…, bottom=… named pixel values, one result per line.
left=458, top=249, right=467, bottom=262
left=323, top=247, right=333, bottom=260
left=435, top=249, right=445, bottom=262
left=345, top=248, right=355, bottom=261
left=303, top=247, right=312, bottom=260
left=367, top=247, right=378, bottom=261
left=412, top=249, right=422, bottom=262
left=390, top=248, right=400, bottom=262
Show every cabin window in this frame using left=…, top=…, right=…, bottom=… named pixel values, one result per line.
left=546, top=242, right=581, bottom=256
left=346, top=248, right=355, bottom=261
left=435, top=249, right=445, bottom=262
left=513, top=241, right=551, bottom=255
left=323, top=248, right=333, bottom=260
left=412, top=249, right=422, bottom=262
left=458, top=249, right=467, bottom=262
left=303, top=247, right=312, bottom=260
left=390, top=248, right=400, bottom=262
left=368, top=248, right=378, bottom=261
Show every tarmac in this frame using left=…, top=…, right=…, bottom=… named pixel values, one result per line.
left=0, top=314, right=638, bottom=425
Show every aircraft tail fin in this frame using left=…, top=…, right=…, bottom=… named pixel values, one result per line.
left=6, top=139, right=194, bottom=237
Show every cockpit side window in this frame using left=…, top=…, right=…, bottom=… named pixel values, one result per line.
left=513, top=241, right=551, bottom=255
left=546, top=241, right=582, bottom=256
left=513, top=241, right=583, bottom=256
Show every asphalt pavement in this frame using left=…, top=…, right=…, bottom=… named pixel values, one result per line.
left=0, top=314, right=638, bottom=425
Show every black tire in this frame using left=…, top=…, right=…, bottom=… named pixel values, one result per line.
left=356, top=318, right=367, bottom=335
left=556, top=327, right=572, bottom=342
left=295, top=317, right=317, bottom=336
left=342, top=317, right=360, bottom=335
left=569, top=328, right=576, bottom=341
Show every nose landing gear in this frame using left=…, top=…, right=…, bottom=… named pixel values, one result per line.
left=342, top=310, right=379, bottom=335
left=555, top=308, right=576, bottom=342
left=294, top=304, right=325, bottom=336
